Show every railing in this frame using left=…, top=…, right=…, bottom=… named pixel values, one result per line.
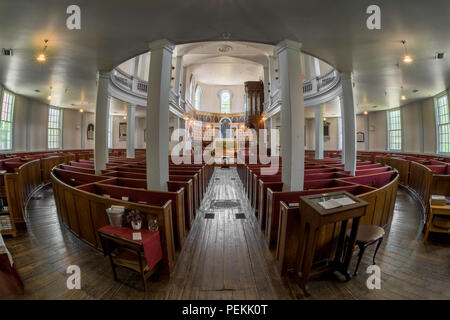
left=111, top=68, right=148, bottom=97
left=110, top=67, right=340, bottom=114
left=266, top=69, right=340, bottom=112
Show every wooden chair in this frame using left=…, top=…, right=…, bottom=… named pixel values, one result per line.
left=345, top=224, right=385, bottom=276
left=98, top=231, right=157, bottom=292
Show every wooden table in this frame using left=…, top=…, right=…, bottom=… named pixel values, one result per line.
left=425, top=203, right=450, bottom=241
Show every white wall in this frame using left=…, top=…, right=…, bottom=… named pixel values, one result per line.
left=305, top=117, right=339, bottom=150
left=111, top=115, right=146, bottom=149
left=196, top=83, right=245, bottom=114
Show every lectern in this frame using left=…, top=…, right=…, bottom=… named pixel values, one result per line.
left=295, top=191, right=368, bottom=296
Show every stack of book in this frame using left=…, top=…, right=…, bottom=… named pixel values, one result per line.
left=431, top=195, right=449, bottom=206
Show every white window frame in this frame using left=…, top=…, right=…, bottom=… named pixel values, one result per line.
left=47, top=107, right=63, bottom=150
left=0, top=90, right=15, bottom=151
left=435, top=92, right=450, bottom=154
left=387, top=108, right=402, bottom=151
left=220, top=90, right=232, bottom=114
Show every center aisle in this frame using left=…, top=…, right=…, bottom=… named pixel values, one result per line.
left=166, top=167, right=293, bottom=299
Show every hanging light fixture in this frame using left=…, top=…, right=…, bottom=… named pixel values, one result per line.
left=79, top=109, right=84, bottom=113
left=37, top=40, right=49, bottom=63
left=364, top=111, right=368, bottom=115
left=400, top=86, right=407, bottom=101
left=47, top=86, right=52, bottom=101
left=401, top=40, right=413, bottom=64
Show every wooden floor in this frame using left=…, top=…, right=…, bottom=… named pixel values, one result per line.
left=2, top=168, right=449, bottom=300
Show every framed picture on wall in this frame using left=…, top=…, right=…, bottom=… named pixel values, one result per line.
left=357, top=132, right=365, bottom=142
left=87, top=123, right=94, bottom=140
left=119, top=122, right=127, bottom=141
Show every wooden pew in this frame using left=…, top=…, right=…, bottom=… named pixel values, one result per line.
left=51, top=171, right=176, bottom=274
left=76, top=182, right=186, bottom=249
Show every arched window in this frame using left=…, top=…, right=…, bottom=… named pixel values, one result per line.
left=220, top=90, right=231, bottom=113
left=194, top=85, right=201, bottom=109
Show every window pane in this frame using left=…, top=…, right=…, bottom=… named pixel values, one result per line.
left=387, top=109, right=402, bottom=151
left=221, top=91, right=231, bottom=113
left=0, top=91, right=14, bottom=150
left=48, top=108, right=62, bottom=149
left=436, top=94, right=450, bottom=153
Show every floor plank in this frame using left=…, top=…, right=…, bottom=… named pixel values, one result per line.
left=2, top=168, right=449, bottom=300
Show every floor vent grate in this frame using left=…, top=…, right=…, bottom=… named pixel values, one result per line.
left=235, top=213, right=246, bottom=219
left=204, top=213, right=215, bottom=219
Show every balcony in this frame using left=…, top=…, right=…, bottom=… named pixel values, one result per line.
left=108, top=67, right=341, bottom=116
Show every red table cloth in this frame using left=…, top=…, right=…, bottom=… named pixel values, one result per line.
left=0, top=234, right=24, bottom=296
left=98, top=226, right=163, bottom=271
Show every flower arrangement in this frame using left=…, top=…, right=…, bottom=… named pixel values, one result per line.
left=125, top=210, right=144, bottom=231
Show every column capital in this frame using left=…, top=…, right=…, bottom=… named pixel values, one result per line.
left=149, top=39, right=175, bottom=53
left=98, top=70, right=111, bottom=79
left=275, top=39, right=302, bottom=55
left=127, top=103, right=137, bottom=109
left=339, top=72, right=353, bottom=81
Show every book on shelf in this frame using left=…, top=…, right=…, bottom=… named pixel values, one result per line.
left=430, top=195, right=450, bottom=206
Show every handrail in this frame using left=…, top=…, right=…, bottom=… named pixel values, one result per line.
left=110, top=67, right=341, bottom=113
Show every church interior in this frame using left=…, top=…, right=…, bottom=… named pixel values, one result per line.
left=0, top=0, right=449, bottom=303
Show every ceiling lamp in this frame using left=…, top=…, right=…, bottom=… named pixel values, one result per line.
left=37, top=40, right=49, bottom=63
left=401, top=40, right=413, bottom=64
left=123, top=116, right=127, bottom=120
left=47, top=86, right=52, bottom=101
left=401, top=95, right=407, bottom=101
left=79, top=109, right=84, bottom=113
left=323, top=117, right=327, bottom=121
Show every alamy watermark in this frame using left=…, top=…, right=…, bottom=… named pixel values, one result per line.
left=66, top=265, right=81, bottom=290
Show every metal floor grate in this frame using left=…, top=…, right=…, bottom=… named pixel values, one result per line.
left=235, top=213, right=246, bottom=219
left=204, top=213, right=215, bottom=219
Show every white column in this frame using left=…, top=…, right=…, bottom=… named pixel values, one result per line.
left=81, top=111, right=86, bottom=149
left=174, top=56, right=183, bottom=97
left=94, top=71, right=110, bottom=174
left=268, top=55, right=276, bottom=96
left=312, top=57, right=321, bottom=77
left=341, top=72, right=357, bottom=175
left=25, top=100, right=32, bottom=151
left=339, top=96, right=346, bottom=164
left=365, top=113, right=370, bottom=151
left=276, top=39, right=305, bottom=191
left=181, top=66, right=187, bottom=108
left=126, top=104, right=136, bottom=158
left=418, top=106, right=424, bottom=153
left=315, top=105, right=324, bottom=159
left=263, top=66, right=270, bottom=108
left=139, top=54, right=148, bottom=80
left=146, top=39, right=174, bottom=190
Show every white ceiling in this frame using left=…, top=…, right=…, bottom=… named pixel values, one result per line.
left=180, top=42, right=270, bottom=86
left=0, top=0, right=449, bottom=115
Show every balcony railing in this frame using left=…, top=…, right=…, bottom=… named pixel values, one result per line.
left=110, top=67, right=340, bottom=113
left=111, top=68, right=148, bottom=97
